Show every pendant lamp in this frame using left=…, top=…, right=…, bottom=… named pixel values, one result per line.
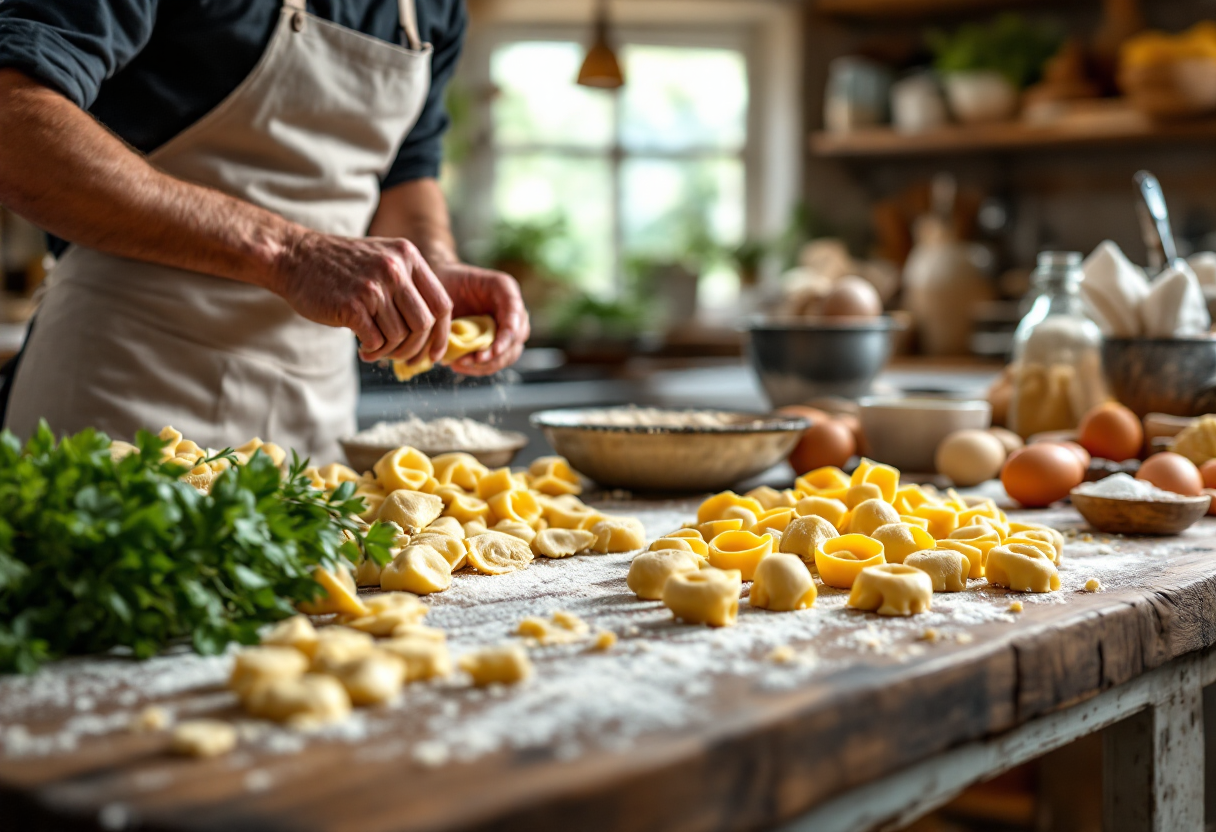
left=577, top=0, right=624, bottom=89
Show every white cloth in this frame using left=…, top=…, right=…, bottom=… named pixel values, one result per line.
left=6, top=0, right=432, bottom=463
left=1141, top=261, right=1211, bottom=338
left=1079, top=240, right=1149, bottom=338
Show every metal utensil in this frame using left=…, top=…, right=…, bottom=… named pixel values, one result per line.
left=1134, top=170, right=1185, bottom=272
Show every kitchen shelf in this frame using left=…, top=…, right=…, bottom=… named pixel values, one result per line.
left=813, top=0, right=1081, bottom=20
left=809, top=114, right=1216, bottom=158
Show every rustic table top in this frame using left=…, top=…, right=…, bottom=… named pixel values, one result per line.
left=2, top=498, right=1215, bottom=832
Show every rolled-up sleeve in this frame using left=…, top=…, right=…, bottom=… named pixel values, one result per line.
left=381, top=0, right=467, bottom=189
left=0, top=1, right=158, bottom=108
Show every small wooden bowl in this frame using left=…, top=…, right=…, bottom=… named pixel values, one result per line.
left=1070, top=490, right=1211, bottom=535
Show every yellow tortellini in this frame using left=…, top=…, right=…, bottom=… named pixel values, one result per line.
left=985, top=544, right=1061, bottom=593
left=590, top=517, right=647, bottom=553
left=378, top=489, right=444, bottom=533
left=534, top=528, right=597, bottom=558
left=904, top=549, right=970, bottom=592
left=706, top=530, right=774, bottom=581
left=460, top=643, right=533, bottom=686
left=869, top=522, right=935, bottom=565
left=527, top=456, right=583, bottom=497
left=627, top=549, right=703, bottom=600
left=815, top=534, right=885, bottom=589
left=662, top=568, right=742, bottom=627
left=848, top=564, right=933, bottom=616
left=391, top=315, right=496, bottom=381
left=780, top=515, right=839, bottom=562
left=373, top=446, right=435, bottom=493
left=432, top=453, right=489, bottom=491
left=749, top=554, right=817, bottom=612
left=379, top=544, right=453, bottom=595
left=465, top=530, right=534, bottom=574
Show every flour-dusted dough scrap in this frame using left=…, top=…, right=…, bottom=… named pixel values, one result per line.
left=460, top=644, right=533, bottom=686
left=378, top=490, right=445, bottom=534
left=590, top=516, right=647, bottom=553
left=706, top=530, right=774, bottom=580
left=331, top=651, right=407, bottom=706
left=627, top=549, right=703, bottom=600
left=780, top=515, right=839, bottom=562
left=170, top=720, right=237, bottom=757
left=662, top=568, right=742, bottom=627
left=260, top=615, right=319, bottom=658
left=244, top=674, right=353, bottom=727
left=847, top=564, right=933, bottom=616
left=904, top=549, right=969, bottom=592
left=229, top=646, right=309, bottom=699
left=465, top=530, right=534, bottom=574
left=533, top=528, right=598, bottom=558
left=379, top=545, right=453, bottom=595
left=870, top=522, right=935, bottom=565
left=749, top=554, right=817, bottom=612
left=985, top=543, right=1061, bottom=592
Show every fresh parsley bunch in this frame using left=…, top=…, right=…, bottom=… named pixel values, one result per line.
left=0, top=423, right=396, bottom=673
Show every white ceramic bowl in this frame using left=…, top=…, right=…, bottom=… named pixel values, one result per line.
left=859, top=398, right=992, bottom=474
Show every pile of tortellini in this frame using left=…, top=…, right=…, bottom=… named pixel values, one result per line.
left=297, top=447, right=647, bottom=605
left=630, top=458, right=1064, bottom=627
left=109, top=426, right=290, bottom=492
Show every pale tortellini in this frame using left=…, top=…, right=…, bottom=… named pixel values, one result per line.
left=904, top=549, right=970, bottom=592
left=424, top=516, right=465, bottom=538
left=1007, top=529, right=1063, bottom=565
left=380, top=636, right=452, bottom=682
left=528, top=456, right=583, bottom=497
left=847, top=564, right=933, bottom=616
left=260, top=615, right=319, bottom=657
left=590, top=516, right=647, bottom=553
left=533, top=528, right=597, bottom=558
left=848, top=498, right=901, bottom=536
left=459, top=643, right=533, bottom=686
left=936, top=539, right=984, bottom=579
left=379, top=544, right=453, bottom=595
left=243, top=674, right=352, bottom=728
left=706, top=530, right=774, bottom=581
left=663, top=568, right=742, bottom=627
left=749, top=554, right=817, bottom=612
left=378, top=489, right=444, bottom=533
left=795, top=496, right=849, bottom=530
left=392, top=315, right=496, bottom=381
left=409, top=532, right=468, bottom=570
left=985, top=543, right=1061, bottom=593
left=780, top=515, right=839, bottom=562
left=870, top=522, right=935, bottom=565
left=340, top=593, right=428, bottom=637
left=465, top=530, right=534, bottom=574
left=330, top=651, right=407, bottom=706
left=431, top=452, right=489, bottom=491
left=627, top=549, right=702, bottom=600
left=228, top=646, right=309, bottom=699
left=308, top=627, right=376, bottom=673
left=170, top=720, right=237, bottom=758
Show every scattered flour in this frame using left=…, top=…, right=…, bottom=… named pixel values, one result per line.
left=1074, top=473, right=1193, bottom=501
left=350, top=417, right=518, bottom=451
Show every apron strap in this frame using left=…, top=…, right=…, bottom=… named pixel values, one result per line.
left=399, top=0, right=424, bottom=51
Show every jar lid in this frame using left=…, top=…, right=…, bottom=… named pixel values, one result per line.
left=1037, top=251, right=1082, bottom=269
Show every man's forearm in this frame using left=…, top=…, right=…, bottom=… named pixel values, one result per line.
left=0, top=70, right=301, bottom=292
left=368, top=178, right=459, bottom=269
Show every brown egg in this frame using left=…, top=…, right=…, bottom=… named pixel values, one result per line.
left=1201, top=459, right=1216, bottom=490
left=1078, top=402, right=1143, bottom=462
left=821, top=276, right=882, bottom=318
left=1137, top=452, right=1204, bottom=496
left=1058, top=441, right=1092, bottom=471
left=789, top=419, right=856, bottom=473
left=1000, top=443, right=1085, bottom=508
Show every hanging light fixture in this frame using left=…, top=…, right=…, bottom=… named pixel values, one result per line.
left=577, top=0, right=624, bottom=89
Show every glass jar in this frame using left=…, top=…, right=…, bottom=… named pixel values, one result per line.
left=1008, top=251, right=1107, bottom=439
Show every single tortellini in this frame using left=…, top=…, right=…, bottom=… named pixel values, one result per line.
left=340, top=593, right=429, bottom=637
left=904, top=549, right=970, bottom=592
left=354, top=553, right=385, bottom=587
left=658, top=530, right=709, bottom=557
left=949, top=524, right=1003, bottom=565
left=528, top=456, right=583, bottom=497
left=378, top=489, right=444, bottom=533
left=330, top=651, right=407, bottom=706
left=442, top=491, right=492, bottom=526
left=749, top=554, right=817, bottom=612
left=696, top=518, right=744, bottom=540
left=780, top=514, right=839, bottom=563
left=244, top=674, right=352, bottom=727
left=870, top=522, right=935, bottom=565
left=373, top=446, right=435, bottom=493
left=746, top=485, right=797, bottom=511
left=463, top=520, right=489, bottom=537
left=662, top=568, right=742, bottom=627
left=488, top=489, right=543, bottom=527
left=170, top=720, right=237, bottom=758
left=794, top=466, right=850, bottom=497
left=409, top=532, right=468, bottom=570
left=815, top=534, right=885, bottom=589
left=460, top=643, right=532, bottom=686
left=1007, top=528, right=1064, bottom=564
left=465, top=530, right=534, bottom=574
left=431, top=452, right=489, bottom=491
left=627, top=549, right=702, bottom=600
left=697, top=491, right=765, bottom=525
left=533, top=528, right=597, bottom=558
left=795, top=496, right=849, bottom=530
left=354, top=476, right=388, bottom=522
left=707, top=530, right=774, bottom=581
left=985, top=543, right=1061, bottom=593
left=476, top=467, right=526, bottom=500
left=297, top=562, right=368, bottom=617
left=423, top=516, right=465, bottom=539
left=260, top=615, right=319, bottom=658
left=380, top=545, right=453, bottom=595
left=936, top=539, right=984, bottom=579
left=848, top=498, right=901, bottom=536
left=229, top=646, right=309, bottom=699
left=590, top=516, right=647, bottom=553
left=847, top=564, right=933, bottom=616
left=752, top=508, right=796, bottom=537
left=379, top=636, right=452, bottom=682
left=391, top=315, right=496, bottom=381
left=235, top=436, right=287, bottom=467
left=844, top=483, right=884, bottom=510
left=309, top=627, right=376, bottom=673
left=492, top=519, right=537, bottom=544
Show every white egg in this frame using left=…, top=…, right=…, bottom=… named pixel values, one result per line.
left=935, top=429, right=1007, bottom=486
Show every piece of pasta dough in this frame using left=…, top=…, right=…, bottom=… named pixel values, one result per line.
left=1007, top=530, right=1063, bottom=565
left=379, top=637, right=452, bottom=682
left=662, top=568, right=742, bottom=627
left=340, top=593, right=429, bottom=637
left=309, top=627, right=376, bottom=673
left=260, top=615, right=319, bottom=658
left=627, top=549, right=703, bottom=600
left=170, top=720, right=237, bottom=758
left=780, top=515, right=839, bottom=562
left=904, top=549, right=970, bottom=592
left=815, top=534, right=885, bottom=589
left=749, top=554, right=817, bottom=611
left=528, top=456, right=583, bottom=496
left=331, top=651, right=407, bottom=706
left=379, top=544, right=453, bottom=595
left=432, top=453, right=489, bottom=491
left=373, top=446, right=435, bottom=493
left=492, top=519, right=538, bottom=544
left=229, top=646, right=309, bottom=699
left=391, top=315, right=497, bottom=381
left=409, top=532, right=468, bottom=570
left=752, top=508, right=796, bottom=537
left=460, top=644, right=533, bottom=686
left=848, top=564, right=933, bottom=616
left=936, top=539, right=984, bottom=580
left=707, top=530, right=774, bottom=580
left=848, top=498, right=901, bottom=536
left=590, top=517, right=647, bottom=553
left=297, top=563, right=368, bottom=617
left=870, top=523, right=935, bottom=565
left=244, top=674, right=353, bottom=727
left=378, top=490, right=445, bottom=534
left=534, top=528, right=597, bottom=558
left=985, top=543, right=1061, bottom=592
left=465, top=531, right=534, bottom=574
left=423, top=516, right=465, bottom=539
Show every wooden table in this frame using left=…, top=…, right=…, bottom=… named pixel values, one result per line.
left=3, top=503, right=1216, bottom=832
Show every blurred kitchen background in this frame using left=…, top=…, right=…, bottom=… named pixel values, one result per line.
left=3, top=0, right=1215, bottom=463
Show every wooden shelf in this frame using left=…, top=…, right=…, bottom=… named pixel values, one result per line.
left=810, top=112, right=1216, bottom=158
left=814, top=0, right=1080, bottom=20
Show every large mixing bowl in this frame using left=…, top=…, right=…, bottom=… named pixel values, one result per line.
left=748, top=318, right=900, bottom=407
left=530, top=408, right=809, bottom=493
left=1102, top=337, right=1216, bottom=417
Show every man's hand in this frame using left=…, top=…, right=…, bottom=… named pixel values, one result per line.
left=436, top=264, right=530, bottom=375
left=273, top=231, right=453, bottom=364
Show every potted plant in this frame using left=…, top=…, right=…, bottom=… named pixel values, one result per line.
left=928, top=14, right=1062, bottom=123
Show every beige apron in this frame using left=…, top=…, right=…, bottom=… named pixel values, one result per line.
left=6, top=0, right=433, bottom=463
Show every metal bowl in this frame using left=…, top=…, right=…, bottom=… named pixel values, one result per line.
left=341, top=432, right=529, bottom=475
left=529, top=408, right=809, bottom=493
left=1102, top=337, right=1216, bottom=418
left=747, top=317, right=901, bottom=407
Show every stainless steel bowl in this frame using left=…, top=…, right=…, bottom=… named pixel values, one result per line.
left=747, top=317, right=900, bottom=407
left=1102, top=337, right=1216, bottom=417
left=530, top=408, right=809, bottom=493
left=341, top=432, right=529, bottom=474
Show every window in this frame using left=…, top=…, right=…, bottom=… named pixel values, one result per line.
left=488, top=38, right=751, bottom=301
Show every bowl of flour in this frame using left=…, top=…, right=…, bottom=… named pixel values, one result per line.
left=342, top=418, right=528, bottom=473
left=1070, top=473, right=1210, bottom=535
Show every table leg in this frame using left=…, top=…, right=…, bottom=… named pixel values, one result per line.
left=1102, top=663, right=1205, bottom=832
